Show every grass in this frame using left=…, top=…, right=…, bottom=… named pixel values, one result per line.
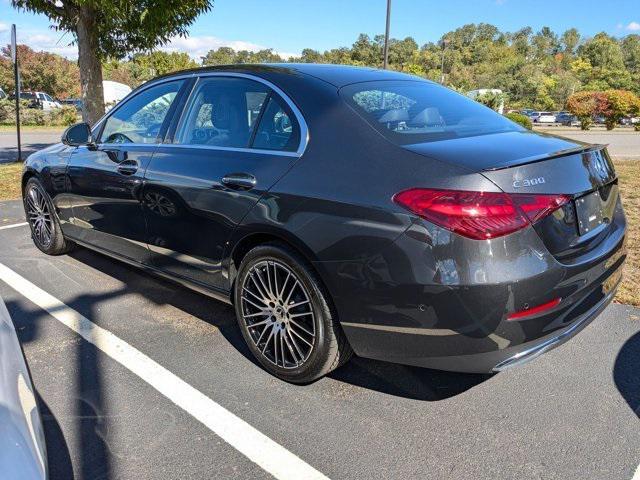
left=0, top=158, right=638, bottom=305
left=0, top=125, right=66, bottom=132
left=0, top=162, right=22, bottom=202
left=613, top=159, right=640, bottom=306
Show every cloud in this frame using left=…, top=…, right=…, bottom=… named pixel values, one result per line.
left=626, top=21, right=640, bottom=31
left=0, top=23, right=9, bottom=33
left=0, top=27, right=299, bottom=61
left=161, top=35, right=299, bottom=60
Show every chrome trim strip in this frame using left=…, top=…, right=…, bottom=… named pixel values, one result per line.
left=92, top=71, right=309, bottom=157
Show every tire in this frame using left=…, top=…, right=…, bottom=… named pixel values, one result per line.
left=234, top=242, right=353, bottom=383
left=23, top=177, right=74, bottom=255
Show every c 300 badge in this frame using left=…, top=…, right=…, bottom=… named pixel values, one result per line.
left=513, top=176, right=545, bottom=188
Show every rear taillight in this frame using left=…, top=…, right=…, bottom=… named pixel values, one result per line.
left=393, top=188, right=570, bottom=240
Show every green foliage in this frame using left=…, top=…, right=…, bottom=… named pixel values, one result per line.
left=504, top=112, right=532, bottom=129
left=12, top=0, right=213, bottom=60
left=103, top=51, right=199, bottom=87
left=201, top=48, right=284, bottom=66
left=0, top=99, right=79, bottom=126
left=474, top=91, right=506, bottom=111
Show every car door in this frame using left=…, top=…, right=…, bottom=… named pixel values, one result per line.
left=143, top=74, right=305, bottom=290
left=65, top=79, right=187, bottom=262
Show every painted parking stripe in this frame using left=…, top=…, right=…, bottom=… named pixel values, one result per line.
left=0, top=262, right=330, bottom=480
left=0, top=222, right=28, bottom=230
left=633, top=464, right=640, bottom=480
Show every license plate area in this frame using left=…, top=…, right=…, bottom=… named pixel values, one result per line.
left=575, top=183, right=618, bottom=236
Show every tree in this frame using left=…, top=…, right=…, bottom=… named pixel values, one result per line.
left=0, top=44, right=80, bottom=98
left=560, top=28, right=581, bottom=56
left=12, top=0, right=212, bottom=124
left=202, top=47, right=238, bottom=66
left=601, top=89, right=640, bottom=130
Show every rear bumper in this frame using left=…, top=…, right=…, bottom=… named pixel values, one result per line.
left=492, top=281, right=617, bottom=372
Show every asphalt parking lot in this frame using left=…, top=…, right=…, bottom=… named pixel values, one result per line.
left=0, top=198, right=639, bottom=480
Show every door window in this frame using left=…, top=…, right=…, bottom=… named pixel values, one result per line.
left=175, top=77, right=268, bottom=148
left=251, top=96, right=300, bottom=152
left=100, top=80, right=183, bottom=144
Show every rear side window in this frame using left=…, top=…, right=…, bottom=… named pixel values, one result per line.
left=175, top=77, right=268, bottom=148
left=252, top=96, right=300, bottom=152
left=341, top=80, right=522, bottom=145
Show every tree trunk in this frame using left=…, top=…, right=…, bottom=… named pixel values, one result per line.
left=76, top=5, right=104, bottom=126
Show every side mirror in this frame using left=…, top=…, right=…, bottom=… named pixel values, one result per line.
left=62, top=122, right=94, bottom=147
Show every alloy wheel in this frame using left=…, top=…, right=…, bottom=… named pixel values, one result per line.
left=26, top=185, right=53, bottom=248
left=240, top=260, right=316, bottom=369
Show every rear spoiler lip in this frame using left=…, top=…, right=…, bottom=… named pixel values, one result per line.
left=481, top=144, right=608, bottom=172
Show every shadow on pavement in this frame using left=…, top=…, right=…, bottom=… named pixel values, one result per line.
left=36, top=392, right=75, bottom=480
left=329, top=357, right=490, bottom=401
left=0, top=143, right=53, bottom=163
left=613, top=330, right=640, bottom=417
left=8, top=295, right=112, bottom=480
left=68, top=247, right=489, bottom=401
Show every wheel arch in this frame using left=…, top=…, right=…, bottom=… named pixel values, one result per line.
left=226, top=228, right=324, bottom=293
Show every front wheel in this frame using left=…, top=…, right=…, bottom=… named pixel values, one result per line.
left=234, top=243, right=352, bottom=383
left=23, top=177, right=74, bottom=255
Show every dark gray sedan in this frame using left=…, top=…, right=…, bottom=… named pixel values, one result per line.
left=22, top=64, right=626, bottom=383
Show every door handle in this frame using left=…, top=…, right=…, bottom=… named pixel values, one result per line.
left=117, top=160, right=138, bottom=176
left=221, top=173, right=257, bottom=189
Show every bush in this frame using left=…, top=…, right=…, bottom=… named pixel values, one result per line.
left=504, top=112, right=532, bottom=130
left=0, top=100, right=79, bottom=126
left=602, top=90, right=640, bottom=131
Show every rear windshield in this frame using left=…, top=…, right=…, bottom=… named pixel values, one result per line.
left=341, top=80, right=522, bottom=145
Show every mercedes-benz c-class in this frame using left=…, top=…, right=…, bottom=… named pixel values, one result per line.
left=22, top=64, right=626, bottom=383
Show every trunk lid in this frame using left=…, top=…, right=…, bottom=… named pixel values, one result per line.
left=403, top=131, right=622, bottom=260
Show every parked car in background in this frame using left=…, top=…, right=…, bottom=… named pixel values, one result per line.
left=619, top=116, right=639, bottom=125
left=593, top=115, right=606, bottom=125
left=555, top=112, right=578, bottom=126
left=0, top=87, right=7, bottom=100
left=520, top=109, right=535, bottom=117
left=532, top=111, right=556, bottom=123
left=0, top=295, right=47, bottom=479
left=23, top=64, right=626, bottom=383
left=60, top=98, right=83, bottom=112
left=18, top=91, right=61, bottom=111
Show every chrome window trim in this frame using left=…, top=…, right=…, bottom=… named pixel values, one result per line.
left=92, top=71, right=309, bottom=157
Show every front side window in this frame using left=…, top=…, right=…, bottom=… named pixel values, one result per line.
left=252, top=97, right=300, bottom=152
left=342, top=80, right=522, bottom=145
left=176, top=77, right=268, bottom=148
left=100, top=80, right=183, bottom=144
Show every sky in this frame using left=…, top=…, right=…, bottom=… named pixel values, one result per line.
left=1, top=0, right=639, bottom=60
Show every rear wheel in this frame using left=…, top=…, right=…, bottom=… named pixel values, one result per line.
left=24, top=177, right=73, bottom=255
left=234, top=243, right=352, bottom=383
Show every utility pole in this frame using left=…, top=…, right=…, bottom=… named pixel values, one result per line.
left=440, top=38, right=449, bottom=84
left=383, top=0, right=391, bottom=69
left=11, top=24, right=21, bottom=162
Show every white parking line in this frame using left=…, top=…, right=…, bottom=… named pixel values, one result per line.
left=632, top=463, right=640, bottom=480
left=0, top=222, right=28, bottom=230
left=0, top=262, right=330, bottom=480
